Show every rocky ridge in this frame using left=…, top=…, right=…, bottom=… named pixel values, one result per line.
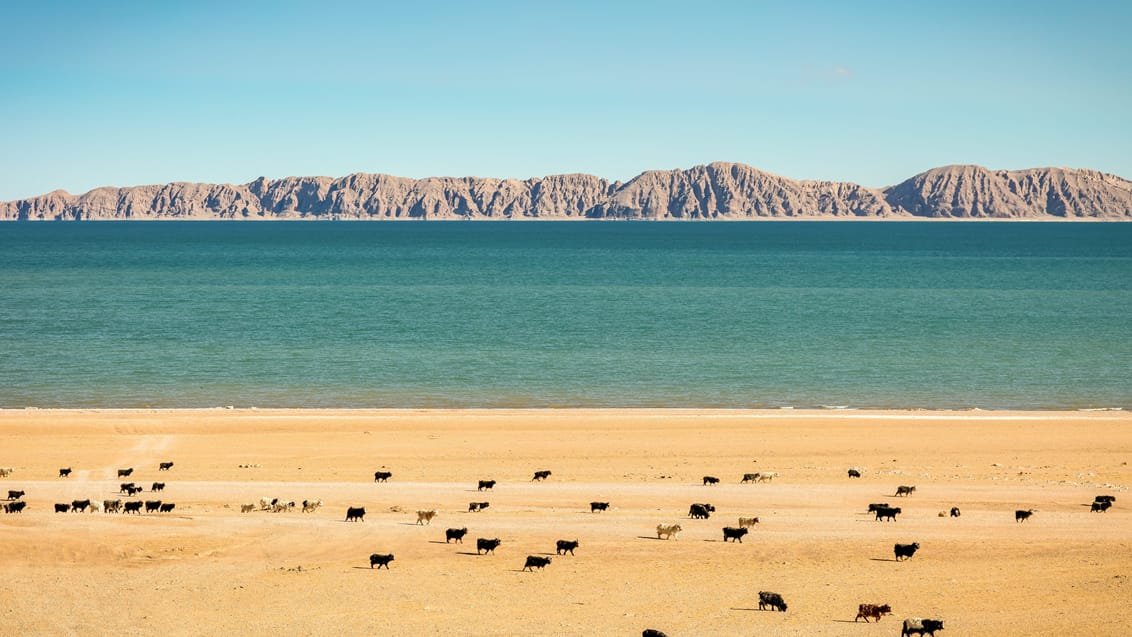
left=3, top=162, right=1130, bottom=220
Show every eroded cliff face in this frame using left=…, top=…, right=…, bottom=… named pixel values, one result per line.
left=590, top=163, right=898, bottom=219
left=4, top=163, right=1130, bottom=220
left=883, top=165, right=1132, bottom=219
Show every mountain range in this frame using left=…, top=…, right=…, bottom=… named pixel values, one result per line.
left=4, top=163, right=1131, bottom=220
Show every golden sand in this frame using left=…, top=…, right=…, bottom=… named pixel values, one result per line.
left=0, top=409, right=1128, bottom=636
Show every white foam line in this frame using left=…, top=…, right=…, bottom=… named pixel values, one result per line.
left=665, top=413, right=1122, bottom=421
left=225, top=411, right=1127, bottom=422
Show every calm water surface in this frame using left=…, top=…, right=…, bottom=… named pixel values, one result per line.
left=1, top=221, right=1129, bottom=409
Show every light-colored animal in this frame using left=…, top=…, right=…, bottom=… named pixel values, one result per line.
left=259, top=497, right=276, bottom=511
left=738, top=516, right=760, bottom=528
left=272, top=501, right=295, bottom=513
left=656, top=523, right=682, bottom=540
left=0, top=468, right=12, bottom=478
left=302, top=499, right=322, bottom=513
left=416, top=509, right=438, bottom=525
left=240, top=503, right=256, bottom=513
left=756, top=471, right=778, bottom=482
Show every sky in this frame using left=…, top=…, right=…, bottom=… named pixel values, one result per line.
left=1, top=0, right=1130, bottom=200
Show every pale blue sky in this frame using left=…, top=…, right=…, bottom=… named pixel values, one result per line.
left=2, top=0, right=1129, bottom=200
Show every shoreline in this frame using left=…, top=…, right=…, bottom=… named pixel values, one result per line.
left=3, top=406, right=1127, bottom=418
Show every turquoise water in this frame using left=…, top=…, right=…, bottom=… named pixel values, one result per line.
left=1, top=221, right=1129, bottom=409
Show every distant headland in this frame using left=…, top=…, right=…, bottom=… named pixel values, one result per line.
left=3, top=162, right=1131, bottom=221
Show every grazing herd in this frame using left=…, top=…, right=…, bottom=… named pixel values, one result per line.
left=3, top=455, right=1123, bottom=635
left=4, top=462, right=179, bottom=516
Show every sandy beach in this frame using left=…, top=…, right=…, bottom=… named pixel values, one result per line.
left=0, top=408, right=1128, bottom=636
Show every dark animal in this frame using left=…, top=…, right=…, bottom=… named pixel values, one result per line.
left=117, top=468, right=134, bottom=478
left=477, top=480, right=496, bottom=491
left=159, top=503, right=175, bottom=513
left=1092, top=500, right=1112, bottom=512
left=848, top=468, right=861, bottom=478
left=151, top=482, right=165, bottom=492
left=54, top=503, right=71, bottom=513
left=158, top=461, right=174, bottom=471
left=1094, top=495, right=1116, bottom=504
left=590, top=501, right=610, bottom=513
left=145, top=500, right=163, bottom=513
left=7, top=490, right=25, bottom=500
left=741, top=473, right=759, bottom=483
left=468, top=501, right=489, bottom=512
left=345, top=506, right=366, bottom=522
left=71, top=499, right=91, bottom=513
left=875, top=506, right=902, bottom=521
left=758, top=591, right=787, bottom=612
left=868, top=503, right=890, bottom=513
left=532, top=470, right=552, bottom=481
left=902, top=618, right=945, bottom=636
left=523, top=555, right=551, bottom=571
left=5, top=501, right=27, bottom=513
left=369, top=553, right=394, bottom=569
left=123, top=501, right=142, bottom=514
left=856, top=603, right=893, bottom=622
left=445, top=527, right=468, bottom=543
left=1015, top=509, right=1034, bottom=522
left=373, top=471, right=392, bottom=482
left=894, top=542, right=920, bottom=561
left=556, top=539, right=579, bottom=555
left=476, top=538, right=502, bottom=555
left=703, top=475, right=720, bottom=486
left=895, top=485, right=916, bottom=497
left=59, top=467, right=72, bottom=478
left=103, top=499, right=122, bottom=513
left=950, top=507, right=961, bottom=517
left=723, top=527, right=749, bottom=543
left=642, top=631, right=669, bottom=637
left=689, top=503, right=713, bottom=519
